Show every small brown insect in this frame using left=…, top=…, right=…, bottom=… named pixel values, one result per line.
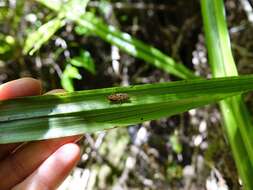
left=107, top=93, right=130, bottom=103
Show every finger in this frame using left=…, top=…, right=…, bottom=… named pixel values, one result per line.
left=0, top=135, right=81, bottom=190
left=13, top=143, right=80, bottom=190
left=0, top=78, right=42, bottom=100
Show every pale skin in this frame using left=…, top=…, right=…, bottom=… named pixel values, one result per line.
left=0, top=78, right=81, bottom=190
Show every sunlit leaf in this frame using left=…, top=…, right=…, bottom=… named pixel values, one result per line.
left=34, top=0, right=62, bottom=11
left=24, top=17, right=65, bottom=55
left=1, top=75, right=253, bottom=144
left=75, top=25, right=92, bottom=35
left=201, top=1, right=253, bottom=189
left=61, top=64, right=82, bottom=92
left=70, top=50, right=96, bottom=74
left=170, top=132, right=182, bottom=154
left=0, top=34, right=16, bottom=60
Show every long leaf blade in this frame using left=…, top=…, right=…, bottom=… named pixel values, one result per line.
left=1, top=75, right=253, bottom=144
left=201, top=1, right=253, bottom=189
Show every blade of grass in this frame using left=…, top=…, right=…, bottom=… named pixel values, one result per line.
left=1, top=75, right=253, bottom=144
left=201, top=0, right=253, bottom=189
left=35, top=0, right=197, bottom=79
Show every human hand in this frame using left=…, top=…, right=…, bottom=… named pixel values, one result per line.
left=0, top=78, right=81, bottom=190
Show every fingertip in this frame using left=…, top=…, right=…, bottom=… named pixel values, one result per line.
left=40, top=143, right=81, bottom=188
left=12, top=143, right=81, bottom=190
left=0, top=78, right=42, bottom=100
left=57, top=143, right=81, bottom=162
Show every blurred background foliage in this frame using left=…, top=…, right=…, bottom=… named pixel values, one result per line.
left=1, top=0, right=253, bottom=189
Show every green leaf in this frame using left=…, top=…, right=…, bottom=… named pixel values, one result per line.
left=0, top=34, right=15, bottom=60
left=0, top=7, right=8, bottom=21
left=201, top=1, right=253, bottom=189
left=170, top=132, right=182, bottom=154
left=61, top=0, right=90, bottom=20
left=23, top=17, right=65, bottom=55
left=36, top=0, right=90, bottom=16
left=61, top=64, right=82, bottom=92
left=1, top=75, right=253, bottom=144
left=75, top=25, right=92, bottom=35
left=70, top=50, right=96, bottom=74
left=34, top=0, right=62, bottom=11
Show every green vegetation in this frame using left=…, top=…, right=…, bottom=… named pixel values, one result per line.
left=1, top=0, right=253, bottom=189
left=201, top=1, right=253, bottom=189
left=1, top=75, right=253, bottom=144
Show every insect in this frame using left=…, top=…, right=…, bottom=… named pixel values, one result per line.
left=107, top=93, right=130, bottom=103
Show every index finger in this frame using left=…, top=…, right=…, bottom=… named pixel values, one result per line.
left=0, top=77, right=42, bottom=100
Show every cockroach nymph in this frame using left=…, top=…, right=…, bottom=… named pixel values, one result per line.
left=107, top=93, right=130, bottom=103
